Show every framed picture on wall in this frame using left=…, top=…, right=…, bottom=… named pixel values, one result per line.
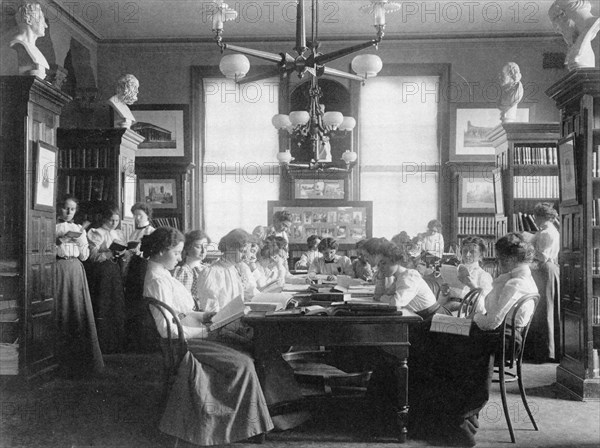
left=123, top=172, right=137, bottom=218
left=458, top=171, right=496, bottom=213
left=293, top=178, right=345, bottom=200
left=492, top=168, right=504, bottom=215
left=33, top=141, right=57, bottom=212
left=558, top=133, right=578, bottom=206
left=450, top=103, right=531, bottom=162
left=128, top=104, right=190, bottom=163
left=139, top=178, right=177, bottom=209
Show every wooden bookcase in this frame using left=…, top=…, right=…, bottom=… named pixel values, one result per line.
left=546, top=69, right=600, bottom=400
left=0, top=76, right=71, bottom=379
left=135, top=160, right=194, bottom=232
left=449, top=165, right=507, bottom=261
left=489, top=122, right=560, bottom=233
left=56, top=128, right=144, bottom=239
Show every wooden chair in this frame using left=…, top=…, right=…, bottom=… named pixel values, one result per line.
left=457, top=288, right=483, bottom=317
left=143, top=297, right=188, bottom=404
left=495, top=293, right=540, bottom=443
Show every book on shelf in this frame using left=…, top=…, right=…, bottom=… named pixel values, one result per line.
left=513, top=176, right=559, bottom=199
left=513, top=145, right=557, bottom=165
left=592, top=296, right=600, bottom=325
left=593, top=248, right=600, bottom=276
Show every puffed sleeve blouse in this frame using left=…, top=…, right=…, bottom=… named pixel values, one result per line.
left=87, top=226, right=125, bottom=263
left=56, top=221, right=89, bottom=261
left=375, top=268, right=437, bottom=313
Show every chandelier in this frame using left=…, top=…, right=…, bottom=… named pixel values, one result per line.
left=209, top=0, right=400, bottom=170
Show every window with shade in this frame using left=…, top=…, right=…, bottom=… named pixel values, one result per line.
left=359, top=73, right=443, bottom=239
left=202, top=77, right=280, bottom=242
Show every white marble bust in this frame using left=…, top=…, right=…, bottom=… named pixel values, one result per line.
left=498, top=62, right=524, bottom=123
left=549, top=0, right=600, bottom=70
left=107, top=74, right=139, bottom=129
left=9, top=1, right=49, bottom=79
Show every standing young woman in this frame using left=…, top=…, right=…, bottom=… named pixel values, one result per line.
left=87, top=207, right=127, bottom=353
left=55, top=196, right=104, bottom=374
left=142, top=227, right=273, bottom=446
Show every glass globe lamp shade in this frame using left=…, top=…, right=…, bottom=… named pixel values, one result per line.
left=276, top=150, right=294, bottom=164
left=341, top=150, right=358, bottom=164
left=289, top=111, right=310, bottom=126
left=322, top=111, right=344, bottom=129
left=351, top=54, right=383, bottom=79
left=219, top=54, right=250, bottom=80
left=339, top=116, right=357, bottom=131
left=272, top=114, right=292, bottom=130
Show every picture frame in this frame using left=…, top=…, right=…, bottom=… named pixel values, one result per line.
left=293, top=178, right=345, bottom=200
left=492, top=168, right=504, bottom=215
left=558, top=133, right=578, bottom=206
left=123, top=172, right=137, bottom=218
left=139, top=178, right=177, bottom=209
left=450, top=103, right=531, bottom=162
left=128, top=104, right=191, bottom=163
left=458, top=171, right=496, bottom=213
left=33, top=141, right=58, bottom=212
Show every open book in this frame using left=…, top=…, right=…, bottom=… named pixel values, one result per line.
left=209, top=296, right=247, bottom=331
left=109, top=241, right=128, bottom=252
left=63, top=230, right=82, bottom=239
left=247, top=292, right=295, bottom=312
left=430, top=314, right=472, bottom=336
left=440, top=264, right=468, bottom=298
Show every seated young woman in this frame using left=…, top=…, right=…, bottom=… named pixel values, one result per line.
left=439, top=236, right=494, bottom=314
left=412, top=233, right=538, bottom=447
left=256, top=235, right=290, bottom=290
left=173, top=229, right=210, bottom=309
left=141, top=227, right=273, bottom=446
left=307, top=237, right=354, bottom=281
left=195, top=229, right=311, bottom=431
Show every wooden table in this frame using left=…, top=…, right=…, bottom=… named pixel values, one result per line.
left=242, top=311, right=422, bottom=443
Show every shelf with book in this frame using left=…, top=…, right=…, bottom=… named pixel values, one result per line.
left=547, top=68, right=600, bottom=399
left=57, top=128, right=144, bottom=239
left=489, top=122, right=560, bottom=234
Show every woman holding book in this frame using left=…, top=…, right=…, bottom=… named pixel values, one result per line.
left=256, top=235, right=289, bottom=290
left=307, top=237, right=354, bottom=281
left=142, top=227, right=273, bottom=446
left=412, top=233, right=538, bottom=447
left=86, top=207, right=127, bottom=353
left=528, top=202, right=561, bottom=362
left=55, top=195, right=104, bottom=374
left=124, top=202, right=156, bottom=352
left=173, top=229, right=211, bottom=308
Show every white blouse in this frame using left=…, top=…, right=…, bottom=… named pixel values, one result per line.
left=532, top=223, right=560, bottom=264
left=194, top=259, right=246, bottom=313
left=128, top=224, right=156, bottom=254
left=56, top=221, right=89, bottom=261
left=144, top=260, right=207, bottom=339
left=87, top=226, right=126, bottom=263
left=308, top=255, right=354, bottom=277
left=374, top=268, right=437, bottom=313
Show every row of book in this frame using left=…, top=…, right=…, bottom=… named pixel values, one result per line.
left=593, top=296, right=600, bottom=325
left=456, top=237, right=497, bottom=258
left=62, top=175, right=114, bottom=202
left=457, top=216, right=498, bottom=235
left=591, top=199, right=600, bottom=227
left=512, top=212, right=539, bottom=233
left=593, top=150, right=600, bottom=178
left=593, top=248, right=600, bottom=276
left=512, top=145, right=557, bottom=165
left=152, top=217, right=181, bottom=229
left=513, top=176, right=559, bottom=199
left=58, top=147, right=118, bottom=169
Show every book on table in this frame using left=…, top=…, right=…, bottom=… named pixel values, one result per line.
left=247, top=292, right=295, bottom=312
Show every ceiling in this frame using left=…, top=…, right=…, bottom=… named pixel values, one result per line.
left=49, top=0, right=581, bottom=42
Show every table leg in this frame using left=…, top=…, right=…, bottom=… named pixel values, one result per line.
left=396, top=357, right=409, bottom=443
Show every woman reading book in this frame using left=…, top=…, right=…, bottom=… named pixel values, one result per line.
left=141, top=227, right=273, bottom=446
left=55, top=195, right=104, bottom=374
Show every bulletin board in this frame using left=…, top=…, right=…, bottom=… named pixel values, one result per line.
left=268, top=200, right=373, bottom=249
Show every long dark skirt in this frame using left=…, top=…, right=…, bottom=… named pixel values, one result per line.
left=86, top=259, right=126, bottom=354
left=56, top=259, right=104, bottom=373
left=124, top=256, right=159, bottom=352
left=529, top=262, right=561, bottom=361
left=160, top=339, right=274, bottom=446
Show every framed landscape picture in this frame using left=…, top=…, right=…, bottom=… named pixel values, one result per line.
left=458, top=172, right=496, bottom=213
left=129, top=104, right=190, bottom=163
left=139, top=178, right=177, bottom=209
left=558, top=133, right=578, bottom=206
left=33, top=141, right=57, bottom=212
left=450, top=103, right=530, bottom=162
left=293, top=178, right=345, bottom=200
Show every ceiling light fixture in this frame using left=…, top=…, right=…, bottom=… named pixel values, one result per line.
left=209, top=0, right=400, bottom=170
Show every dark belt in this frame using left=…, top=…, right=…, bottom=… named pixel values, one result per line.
left=416, top=302, right=442, bottom=319
left=56, top=256, right=77, bottom=261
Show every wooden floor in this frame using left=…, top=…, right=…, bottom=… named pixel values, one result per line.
left=1, top=353, right=598, bottom=447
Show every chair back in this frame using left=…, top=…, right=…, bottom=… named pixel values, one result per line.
left=457, top=288, right=483, bottom=317
left=500, top=293, right=540, bottom=369
left=144, top=296, right=189, bottom=381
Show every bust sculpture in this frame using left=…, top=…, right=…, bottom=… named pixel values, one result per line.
left=107, top=74, right=139, bottom=129
left=548, top=0, right=600, bottom=70
left=10, top=1, right=49, bottom=79
left=498, top=62, right=524, bottom=123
